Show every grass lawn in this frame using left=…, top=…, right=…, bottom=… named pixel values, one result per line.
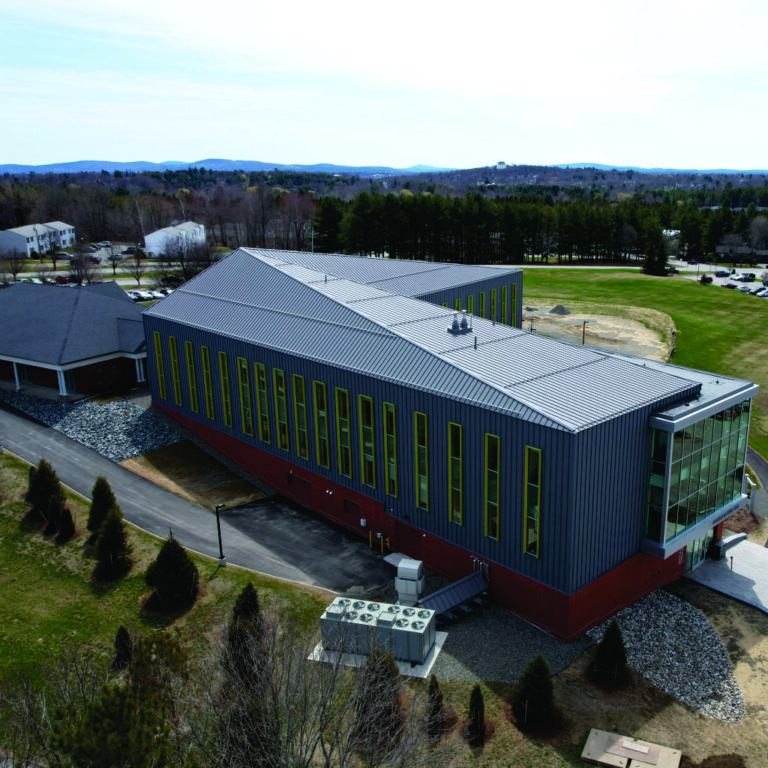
left=521, top=269, right=768, bottom=458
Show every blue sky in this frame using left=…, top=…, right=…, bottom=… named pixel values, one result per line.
left=2, top=0, right=767, bottom=170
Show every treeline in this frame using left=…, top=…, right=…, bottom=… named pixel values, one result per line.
left=312, top=192, right=768, bottom=265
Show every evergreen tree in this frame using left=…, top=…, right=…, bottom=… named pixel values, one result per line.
left=589, top=620, right=630, bottom=689
left=351, top=646, right=402, bottom=758
left=466, top=683, right=485, bottom=746
left=113, top=625, right=134, bottom=669
left=512, top=654, right=553, bottom=730
left=145, top=534, right=199, bottom=609
left=642, top=219, right=668, bottom=276
left=88, top=476, right=116, bottom=534
left=95, top=505, right=133, bottom=579
left=427, top=673, right=445, bottom=740
left=225, top=583, right=264, bottom=684
left=24, top=458, right=61, bottom=515
left=48, top=489, right=75, bottom=541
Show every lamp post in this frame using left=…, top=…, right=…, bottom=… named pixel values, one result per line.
left=215, top=503, right=226, bottom=567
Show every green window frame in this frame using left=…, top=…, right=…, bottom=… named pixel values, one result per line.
left=168, top=336, right=182, bottom=406
left=201, top=346, right=215, bottom=419
left=415, top=412, right=429, bottom=510
left=153, top=331, right=167, bottom=400
left=359, top=395, right=375, bottom=488
left=218, top=351, right=233, bottom=428
left=479, top=292, right=485, bottom=319
left=293, top=374, right=309, bottom=460
left=524, top=447, right=542, bottom=557
left=273, top=369, right=289, bottom=451
left=490, top=289, right=497, bottom=322
left=454, top=298, right=461, bottom=311
left=255, top=363, right=270, bottom=443
left=501, top=286, right=508, bottom=326
left=336, top=388, right=352, bottom=478
left=237, top=357, right=253, bottom=437
left=313, top=381, right=330, bottom=468
left=467, top=295, right=474, bottom=315
left=383, top=402, right=397, bottom=497
left=441, top=302, right=448, bottom=308
left=448, top=422, right=462, bottom=525
left=511, top=284, right=518, bottom=327
left=184, top=341, right=199, bottom=413
left=485, top=434, right=500, bottom=539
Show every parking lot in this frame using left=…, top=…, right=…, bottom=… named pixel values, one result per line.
left=672, top=259, right=768, bottom=297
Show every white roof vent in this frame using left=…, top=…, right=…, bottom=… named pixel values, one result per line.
left=447, top=311, right=472, bottom=336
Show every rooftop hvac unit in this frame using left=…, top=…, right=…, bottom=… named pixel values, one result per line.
left=395, top=558, right=425, bottom=605
left=320, top=597, right=436, bottom=664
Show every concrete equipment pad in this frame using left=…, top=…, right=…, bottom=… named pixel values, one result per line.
left=582, top=729, right=681, bottom=768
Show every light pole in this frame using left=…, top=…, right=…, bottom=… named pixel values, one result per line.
left=215, top=503, right=226, bottom=567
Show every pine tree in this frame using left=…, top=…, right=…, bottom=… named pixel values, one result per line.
left=145, top=534, right=199, bottom=609
left=95, top=505, right=133, bottom=579
left=48, top=489, right=75, bottom=541
left=225, top=583, right=264, bottom=684
left=467, top=683, right=485, bottom=746
left=88, top=476, right=116, bottom=534
left=512, top=654, right=553, bottom=730
left=427, top=674, right=445, bottom=740
left=352, top=646, right=402, bottom=758
left=113, top=625, right=133, bottom=669
left=589, top=620, right=630, bottom=689
left=25, top=458, right=61, bottom=515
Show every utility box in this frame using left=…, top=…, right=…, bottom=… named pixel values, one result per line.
left=395, top=558, right=425, bottom=605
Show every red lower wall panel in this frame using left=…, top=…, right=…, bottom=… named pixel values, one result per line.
left=161, top=406, right=686, bottom=641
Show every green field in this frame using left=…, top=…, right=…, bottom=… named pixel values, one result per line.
left=521, top=269, right=768, bottom=458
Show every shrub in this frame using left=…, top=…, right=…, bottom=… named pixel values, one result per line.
left=512, top=654, right=553, bottom=730
left=144, top=534, right=199, bottom=609
left=95, top=505, right=133, bottom=579
left=87, top=476, right=116, bottom=534
left=589, top=620, right=630, bottom=689
left=25, top=458, right=61, bottom=516
left=113, top=625, right=133, bottom=669
left=427, top=673, right=445, bottom=739
left=466, top=683, right=485, bottom=746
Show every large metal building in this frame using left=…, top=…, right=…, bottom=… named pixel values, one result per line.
left=143, top=248, right=757, bottom=640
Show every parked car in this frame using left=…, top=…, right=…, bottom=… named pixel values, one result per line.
left=122, top=246, right=137, bottom=255
left=722, top=282, right=737, bottom=289
left=687, top=259, right=698, bottom=265
left=715, top=269, right=730, bottom=278
left=86, top=255, right=101, bottom=264
left=699, top=275, right=713, bottom=284
left=738, top=286, right=752, bottom=293
left=56, top=275, right=70, bottom=284
left=97, top=241, right=111, bottom=248
left=54, top=252, right=73, bottom=261
left=157, top=287, right=174, bottom=296
left=83, top=245, right=99, bottom=253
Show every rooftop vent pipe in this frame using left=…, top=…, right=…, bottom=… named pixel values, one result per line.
left=447, top=311, right=472, bottom=336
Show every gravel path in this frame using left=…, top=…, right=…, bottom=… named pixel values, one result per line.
left=0, top=388, right=182, bottom=461
left=588, top=589, right=745, bottom=723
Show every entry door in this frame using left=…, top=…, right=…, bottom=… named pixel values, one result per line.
left=685, top=528, right=714, bottom=572
left=396, top=521, right=423, bottom=560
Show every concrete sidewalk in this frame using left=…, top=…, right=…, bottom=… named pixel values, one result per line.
left=686, top=539, right=768, bottom=614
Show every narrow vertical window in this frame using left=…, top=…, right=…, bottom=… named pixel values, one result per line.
left=153, top=331, right=166, bottom=400
left=511, top=284, right=518, bottom=327
left=454, top=298, right=461, bottom=311
left=467, top=295, right=474, bottom=315
left=237, top=357, right=253, bottom=436
left=201, top=346, right=214, bottom=419
left=314, top=381, right=329, bottom=468
left=441, top=302, right=448, bottom=308
left=336, top=388, right=352, bottom=478
left=218, top=351, right=233, bottom=428
left=485, top=434, right=500, bottom=539
left=524, top=447, right=542, bottom=557
left=255, top=363, right=270, bottom=443
left=501, top=286, right=508, bottom=326
left=415, top=412, right=429, bottom=510
left=359, top=395, right=375, bottom=488
left=383, top=402, right=397, bottom=497
left=479, top=292, right=486, bottom=319
left=184, top=341, right=199, bottom=413
left=448, top=423, right=463, bottom=524
left=490, top=289, right=497, bottom=322
left=273, top=369, right=289, bottom=451
left=168, top=337, right=182, bottom=406
left=293, top=374, right=309, bottom=460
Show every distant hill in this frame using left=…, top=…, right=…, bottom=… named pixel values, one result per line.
left=556, top=162, right=768, bottom=175
left=0, top=158, right=456, bottom=177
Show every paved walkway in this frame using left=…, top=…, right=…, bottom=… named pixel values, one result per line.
left=686, top=539, right=768, bottom=614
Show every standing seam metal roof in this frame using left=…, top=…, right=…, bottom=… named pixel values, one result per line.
left=144, top=248, right=716, bottom=432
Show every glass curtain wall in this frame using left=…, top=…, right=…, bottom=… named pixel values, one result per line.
left=646, top=399, right=750, bottom=544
